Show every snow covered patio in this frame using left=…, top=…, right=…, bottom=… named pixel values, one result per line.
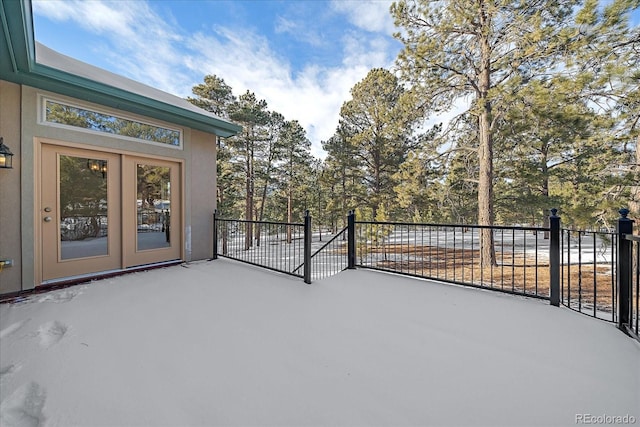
left=1, top=259, right=638, bottom=427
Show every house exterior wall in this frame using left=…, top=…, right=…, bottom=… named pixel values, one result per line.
left=0, top=82, right=218, bottom=294
left=189, top=129, right=217, bottom=261
left=0, top=81, right=23, bottom=294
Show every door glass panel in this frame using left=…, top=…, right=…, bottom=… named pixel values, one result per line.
left=137, top=164, right=171, bottom=250
left=59, top=155, right=109, bottom=260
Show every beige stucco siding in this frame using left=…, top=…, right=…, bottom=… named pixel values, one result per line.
left=0, top=81, right=23, bottom=294
left=189, top=129, right=217, bottom=260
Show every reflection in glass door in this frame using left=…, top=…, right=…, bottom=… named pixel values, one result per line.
left=123, top=157, right=181, bottom=267
left=60, top=156, right=109, bottom=259
left=137, top=164, right=171, bottom=251
left=41, top=145, right=121, bottom=281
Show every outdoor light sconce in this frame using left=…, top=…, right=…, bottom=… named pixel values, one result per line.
left=0, top=137, right=14, bottom=169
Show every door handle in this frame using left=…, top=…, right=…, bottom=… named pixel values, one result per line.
left=44, top=216, right=52, bottom=222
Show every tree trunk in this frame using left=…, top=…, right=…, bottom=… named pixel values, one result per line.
left=477, top=7, right=496, bottom=267
left=372, top=148, right=381, bottom=219
left=244, top=160, right=251, bottom=250
left=218, top=186, right=228, bottom=255
left=255, top=218, right=261, bottom=247
left=341, top=167, right=347, bottom=229
left=542, top=146, right=550, bottom=239
left=255, top=179, right=270, bottom=248
left=244, top=137, right=254, bottom=250
left=256, top=140, right=277, bottom=247
left=287, top=155, right=293, bottom=244
left=478, top=111, right=496, bottom=267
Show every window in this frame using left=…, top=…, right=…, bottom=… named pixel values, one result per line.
left=42, top=98, right=182, bottom=147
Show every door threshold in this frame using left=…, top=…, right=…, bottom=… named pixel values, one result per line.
left=1, top=260, right=182, bottom=303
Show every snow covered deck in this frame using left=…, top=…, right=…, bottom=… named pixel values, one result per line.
left=1, top=259, right=638, bottom=426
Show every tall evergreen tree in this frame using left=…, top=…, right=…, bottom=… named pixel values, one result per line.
left=494, top=78, right=604, bottom=227
left=338, top=68, right=423, bottom=218
left=392, top=0, right=581, bottom=265
left=566, top=0, right=640, bottom=227
left=227, top=91, right=271, bottom=249
left=185, top=75, right=241, bottom=219
left=322, top=129, right=363, bottom=230
left=279, top=120, right=312, bottom=240
left=187, top=74, right=236, bottom=119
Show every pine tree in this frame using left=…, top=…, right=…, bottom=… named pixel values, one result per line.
left=227, top=91, right=271, bottom=249
left=392, top=0, right=581, bottom=265
left=322, top=129, right=365, bottom=230
left=338, top=68, right=423, bottom=218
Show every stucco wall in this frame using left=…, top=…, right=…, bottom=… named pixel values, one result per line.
left=189, top=130, right=217, bottom=260
left=0, top=81, right=23, bottom=294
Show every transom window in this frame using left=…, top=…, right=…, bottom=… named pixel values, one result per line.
left=42, top=98, right=182, bottom=147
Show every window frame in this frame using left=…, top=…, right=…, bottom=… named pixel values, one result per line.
left=39, top=95, right=184, bottom=150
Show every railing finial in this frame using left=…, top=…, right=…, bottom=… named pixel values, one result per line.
left=550, top=208, right=558, bottom=217
left=619, top=208, right=629, bottom=218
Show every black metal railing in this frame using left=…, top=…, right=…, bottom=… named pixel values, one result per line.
left=137, top=211, right=169, bottom=231
left=355, top=220, right=552, bottom=300
left=560, top=229, right=617, bottom=321
left=213, top=211, right=308, bottom=280
left=214, top=211, right=354, bottom=283
left=60, top=214, right=108, bottom=240
left=623, top=235, right=640, bottom=340
left=294, top=227, right=349, bottom=281
left=618, top=209, right=639, bottom=341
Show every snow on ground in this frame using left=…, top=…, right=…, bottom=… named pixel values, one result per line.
left=1, top=259, right=638, bottom=427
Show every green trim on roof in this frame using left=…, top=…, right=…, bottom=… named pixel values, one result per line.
left=0, top=0, right=241, bottom=138
left=0, top=0, right=33, bottom=73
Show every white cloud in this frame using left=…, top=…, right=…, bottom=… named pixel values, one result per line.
left=274, top=16, right=325, bottom=47
left=330, top=0, right=396, bottom=34
left=32, top=0, right=401, bottom=159
left=185, top=25, right=399, bottom=158
left=33, top=0, right=192, bottom=97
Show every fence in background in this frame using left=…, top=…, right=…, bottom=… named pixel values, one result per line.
left=60, top=214, right=108, bottom=240
left=213, top=212, right=308, bottom=281
left=213, top=208, right=638, bottom=342
left=355, top=220, right=551, bottom=300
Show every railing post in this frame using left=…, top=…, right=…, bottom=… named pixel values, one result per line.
left=347, top=210, right=356, bottom=269
left=304, top=210, right=312, bottom=284
left=212, top=209, right=218, bottom=260
left=617, top=208, right=634, bottom=330
left=165, top=211, right=171, bottom=243
left=549, top=208, right=560, bottom=306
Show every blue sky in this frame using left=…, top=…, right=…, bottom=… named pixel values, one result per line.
left=31, top=1, right=640, bottom=158
left=32, top=0, right=401, bottom=158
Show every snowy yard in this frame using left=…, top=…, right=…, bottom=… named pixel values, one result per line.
left=1, top=259, right=638, bottom=426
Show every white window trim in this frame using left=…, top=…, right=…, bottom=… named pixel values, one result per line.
left=38, top=94, right=184, bottom=150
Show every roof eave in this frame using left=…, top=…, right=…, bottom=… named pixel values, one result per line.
left=31, top=62, right=242, bottom=137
